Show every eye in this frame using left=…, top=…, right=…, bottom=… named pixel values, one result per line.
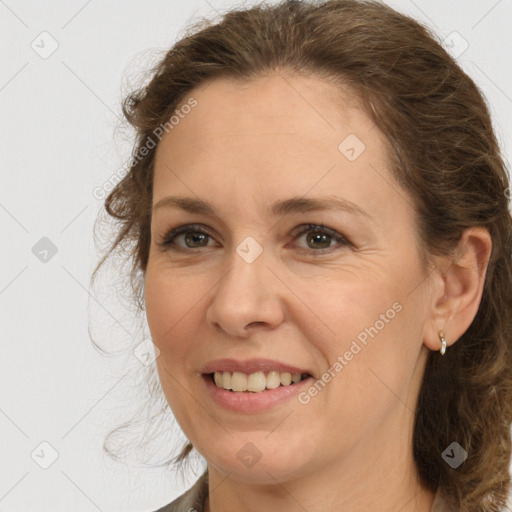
left=157, top=223, right=351, bottom=254
left=157, top=224, right=217, bottom=251
left=291, top=224, right=350, bottom=254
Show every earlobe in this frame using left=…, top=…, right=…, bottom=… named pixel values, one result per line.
left=423, top=227, right=493, bottom=354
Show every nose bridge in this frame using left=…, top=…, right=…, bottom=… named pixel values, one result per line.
left=206, top=236, right=284, bottom=336
left=218, top=236, right=269, bottom=308
left=219, top=232, right=269, bottom=290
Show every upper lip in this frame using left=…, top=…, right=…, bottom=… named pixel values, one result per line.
left=202, top=358, right=313, bottom=376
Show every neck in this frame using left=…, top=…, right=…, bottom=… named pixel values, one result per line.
left=206, top=455, right=434, bottom=512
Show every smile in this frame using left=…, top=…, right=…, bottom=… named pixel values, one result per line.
left=211, top=370, right=312, bottom=392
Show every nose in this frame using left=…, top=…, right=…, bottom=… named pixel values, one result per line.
left=205, top=244, right=285, bottom=338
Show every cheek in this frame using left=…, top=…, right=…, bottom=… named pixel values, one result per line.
left=295, top=271, right=402, bottom=354
left=144, top=275, right=172, bottom=343
left=144, top=271, right=201, bottom=418
left=300, top=267, right=423, bottom=403
left=144, top=268, right=197, bottom=358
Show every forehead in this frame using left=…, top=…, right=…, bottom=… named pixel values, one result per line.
left=158, top=72, right=370, bottom=155
left=152, top=73, right=409, bottom=230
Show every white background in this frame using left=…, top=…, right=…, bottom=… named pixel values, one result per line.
left=1, top=1, right=511, bottom=511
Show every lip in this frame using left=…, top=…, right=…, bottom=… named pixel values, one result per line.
left=201, top=358, right=312, bottom=376
left=202, top=372, right=314, bottom=413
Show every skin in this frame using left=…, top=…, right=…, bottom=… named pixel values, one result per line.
left=144, top=72, right=492, bottom=512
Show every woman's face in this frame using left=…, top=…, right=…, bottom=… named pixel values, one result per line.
left=145, top=73, right=435, bottom=483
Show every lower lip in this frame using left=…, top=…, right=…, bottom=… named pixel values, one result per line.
left=202, top=374, right=314, bottom=413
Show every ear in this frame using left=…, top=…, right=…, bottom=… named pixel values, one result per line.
left=423, top=227, right=493, bottom=352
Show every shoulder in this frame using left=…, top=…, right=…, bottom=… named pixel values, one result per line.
left=151, top=471, right=209, bottom=512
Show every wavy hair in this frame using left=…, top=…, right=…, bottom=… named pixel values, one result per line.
left=91, top=1, right=512, bottom=510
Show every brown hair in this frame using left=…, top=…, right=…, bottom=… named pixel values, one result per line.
left=92, top=1, right=512, bottom=509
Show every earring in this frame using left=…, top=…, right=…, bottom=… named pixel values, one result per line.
left=439, top=331, right=447, bottom=355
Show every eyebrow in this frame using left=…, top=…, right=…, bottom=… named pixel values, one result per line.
left=152, top=195, right=371, bottom=219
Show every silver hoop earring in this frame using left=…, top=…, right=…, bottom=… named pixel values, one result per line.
left=439, top=332, right=447, bottom=355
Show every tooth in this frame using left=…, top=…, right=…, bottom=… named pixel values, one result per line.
left=214, top=371, right=223, bottom=387
left=266, top=371, right=281, bottom=389
left=213, top=370, right=306, bottom=392
left=280, top=372, right=292, bottom=386
left=247, top=371, right=266, bottom=392
left=222, top=371, right=232, bottom=390
left=231, top=371, right=248, bottom=392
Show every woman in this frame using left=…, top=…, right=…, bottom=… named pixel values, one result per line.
left=92, top=0, right=512, bottom=510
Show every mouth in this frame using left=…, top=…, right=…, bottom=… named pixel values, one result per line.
left=206, top=370, right=314, bottom=393
left=200, top=358, right=316, bottom=412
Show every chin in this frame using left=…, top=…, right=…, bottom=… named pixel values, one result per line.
left=195, top=431, right=315, bottom=484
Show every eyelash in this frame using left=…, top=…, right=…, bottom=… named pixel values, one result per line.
left=157, top=223, right=351, bottom=255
